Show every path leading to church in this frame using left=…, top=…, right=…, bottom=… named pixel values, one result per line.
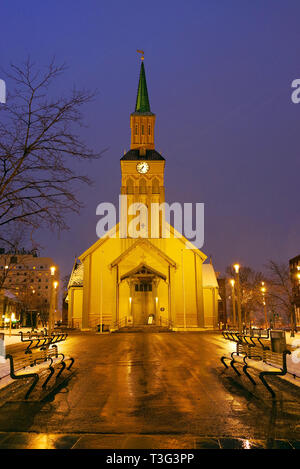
left=0, top=332, right=300, bottom=449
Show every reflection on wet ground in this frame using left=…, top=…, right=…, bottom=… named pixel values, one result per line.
left=0, top=332, right=299, bottom=449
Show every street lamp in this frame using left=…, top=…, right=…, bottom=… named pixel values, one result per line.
left=49, top=280, right=59, bottom=335
left=291, top=270, right=300, bottom=337
left=233, top=264, right=242, bottom=331
left=260, top=282, right=268, bottom=329
left=229, top=279, right=237, bottom=328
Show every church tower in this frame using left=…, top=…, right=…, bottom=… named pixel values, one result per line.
left=120, top=58, right=165, bottom=238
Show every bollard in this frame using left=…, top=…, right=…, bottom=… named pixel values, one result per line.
left=0, top=332, right=5, bottom=363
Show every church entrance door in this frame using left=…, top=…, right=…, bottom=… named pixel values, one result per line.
left=132, top=282, right=155, bottom=325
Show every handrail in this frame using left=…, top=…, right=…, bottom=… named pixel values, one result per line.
left=159, top=316, right=173, bottom=329
left=113, top=317, right=130, bottom=330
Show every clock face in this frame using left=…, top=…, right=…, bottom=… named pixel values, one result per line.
left=136, top=161, right=149, bottom=174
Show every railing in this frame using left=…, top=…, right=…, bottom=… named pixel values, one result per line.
left=113, top=317, right=131, bottom=330
left=71, top=320, right=80, bottom=329
left=159, top=316, right=173, bottom=329
left=88, top=317, right=100, bottom=331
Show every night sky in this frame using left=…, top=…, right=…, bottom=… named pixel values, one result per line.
left=1, top=0, right=300, bottom=280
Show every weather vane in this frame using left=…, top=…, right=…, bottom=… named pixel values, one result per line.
left=137, top=49, right=144, bottom=61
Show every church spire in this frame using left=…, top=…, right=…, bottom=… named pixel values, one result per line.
left=130, top=55, right=156, bottom=152
left=135, top=61, right=151, bottom=113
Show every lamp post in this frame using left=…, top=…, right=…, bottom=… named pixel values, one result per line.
left=261, top=282, right=268, bottom=329
left=31, top=289, right=35, bottom=331
left=230, top=279, right=236, bottom=328
left=181, top=249, right=186, bottom=330
left=49, top=265, right=58, bottom=335
left=233, top=264, right=242, bottom=332
left=49, top=280, right=58, bottom=335
left=291, top=271, right=300, bottom=338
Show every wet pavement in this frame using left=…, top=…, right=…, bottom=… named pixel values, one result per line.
left=0, top=332, right=300, bottom=449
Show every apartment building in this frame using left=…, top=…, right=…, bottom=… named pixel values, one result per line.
left=0, top=250, right=59, bottom=327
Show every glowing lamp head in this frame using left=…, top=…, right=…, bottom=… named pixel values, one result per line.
left=53, top=281, right=58, bottom=289
left=230, top=279, right=235, bottom=287
left=233, top=264, right=240, bottom=274
left=50, top=266, right=56, bottom=276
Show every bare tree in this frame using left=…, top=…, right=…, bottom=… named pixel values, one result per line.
left=266, top=260, right=296, bottom=334
left=0, top=227, right=38, bottom=291
left=0, top=58, right=102, bottom=248
left=226, top=265, right=264, bottom=326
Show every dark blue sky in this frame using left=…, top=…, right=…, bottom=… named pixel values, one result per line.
left=1, top=0, right=300, bottom=279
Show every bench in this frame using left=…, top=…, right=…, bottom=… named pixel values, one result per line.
left=6, top=345, right=74, bottom=399
left=19, top=331, right=68, bottom=351
left=221, top=331, right=291, bottom=397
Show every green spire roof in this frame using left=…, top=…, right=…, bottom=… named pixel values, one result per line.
left=135, top=61, right=151, bottom=113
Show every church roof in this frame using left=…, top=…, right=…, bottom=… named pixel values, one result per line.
left=202, top=264, right=219, bottom=288
left=121, top=149, right=165, bottom=161
left=68, top=260, right=83, bottom=288
left=135, top=61, right=151, bottom=113
left=121, top=263, right=167, bottom=281
left=110, top=238, right=177, bottom=269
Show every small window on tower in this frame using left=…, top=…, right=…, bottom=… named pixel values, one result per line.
left=152, top=178, right=160, bottom=194
left=126, top=178, right=134, bottom=194
left=141, top=124, right=144, bottom=135
left=148, top=124, right=151, bottom=135
left=139, top=178, right=147, bottom=194
left=135, top=124, right=138, bottom=135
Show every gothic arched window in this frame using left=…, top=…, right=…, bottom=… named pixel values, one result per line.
left=139, top=178, right=147, bottom=194
left=152, top=178, right=160, bottom=194
left=126, top=178, right=134, bottom=194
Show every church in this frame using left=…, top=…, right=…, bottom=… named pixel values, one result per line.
left=67, top=57, right=219, bottom=331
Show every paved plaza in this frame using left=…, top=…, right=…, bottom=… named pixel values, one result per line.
left=0, top=332, right=299, bottom=449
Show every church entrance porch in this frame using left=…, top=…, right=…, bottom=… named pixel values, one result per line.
left=120, top=264, right=167, bottom=327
